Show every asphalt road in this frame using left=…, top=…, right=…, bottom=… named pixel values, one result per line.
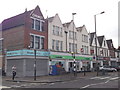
left=1, top=72, right=119, bottom=89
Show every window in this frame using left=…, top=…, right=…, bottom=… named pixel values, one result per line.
left=52, top=39, right=55, bottom=50
left=35, top=36, right=40, bottom=49
left=56, top=26, right=59, bottom=36
left=35, top=20, right=40, bottom=30
left=52, top=25, right=55, bottom=35
left=30, top=34, right=44, bottom=49
left=31, top=18, right=44, bottom=31
left=74, top=32, right=77, bottom=40
left=32, top=19, right=34, bottom=29
left=75, top=44, right=77, bottom=53
left=82, top=34, right=88, bottom=43
left=56, top=40, right=59, bottom=51
left=41, top=37, right=44, bottom=49
left=60, top=28, right=62, bottom=36
left=69, top=31, right=71, bottom=39
left=41, top=22, right=44, bottom=31
left=69, top=43, right=72, bottom=52
left=60, top=41, right=63, bottom=51
left=69, top=31, right=75, bottom=39
left=30, top=35, right=34, bottom=48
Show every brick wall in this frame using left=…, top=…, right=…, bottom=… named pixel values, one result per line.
left=3, top=26, right=25, bottom=51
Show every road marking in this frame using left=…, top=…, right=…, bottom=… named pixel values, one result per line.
left=81, top=85, right=90, bottom=88
left=110, top=77, right=119, bottom=80
left=90, top=76, right=111, bottom=80
left=100, top=77, right=110, bottom=79
left=49, top=83, right=55, bottom=85
left=82, top=76, right=119, bottom=88
left=0, top=86, right=11, bottom=88
left=90, top=77, right=102, bottom=79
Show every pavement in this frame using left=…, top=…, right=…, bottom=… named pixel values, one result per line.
left=2, top=71, right=116, bottom=83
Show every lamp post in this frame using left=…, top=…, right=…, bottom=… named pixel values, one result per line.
left=34, top=49, right=37, bottom=80
left=28, top=46, right=37, bottom=80
left=94, top=11, right=105, bottom=76
left=72, top=13, right=76, bottom=76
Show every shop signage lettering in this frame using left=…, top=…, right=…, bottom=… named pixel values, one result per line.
left=7, top=49, right=50, bottom=57
left=50, top=55, right=92, bottom=60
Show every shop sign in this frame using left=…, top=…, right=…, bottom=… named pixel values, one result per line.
left=50, top=55, right=92, bottom=60
left=110, top=58, right=118, bottom=61
left=7, top=49, right=50, bottom=57
left=103, top=57, right=110, bottom=60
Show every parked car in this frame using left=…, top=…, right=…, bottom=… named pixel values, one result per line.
left=111, top=66, right=120, bottom=71
left=99, top=66, right=117, bottom=72
left=115, top=66, right=120, bottom=71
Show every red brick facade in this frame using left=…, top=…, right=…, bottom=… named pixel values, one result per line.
left=2, top=6, right=48, bottom=51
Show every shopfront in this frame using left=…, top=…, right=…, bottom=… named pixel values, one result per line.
left=49, top=53, right=92, bottom=73
left=110, top=58, right=118, bottom=67
left=6, top=49, right=50, bottom=77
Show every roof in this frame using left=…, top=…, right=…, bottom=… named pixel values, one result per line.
left=47, top=16, right=54, bottom=22
left=90, top=32, right=95, bottom=46
left=106, top=39, right=114, bottom=49
left=97, top=35, right=104, bottom=47
left=2, top=10, right=33, bottom=30
left=62, top=21, right=71, bottom=28
left=76, top=26, right=83, bottom=32
left=2, top=5, right=44, bottom=31
left=76, top=25, right=86, bottom=32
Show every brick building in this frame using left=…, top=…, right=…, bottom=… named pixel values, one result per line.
left=1, top=6, right=49, bottom=77
left=2, top=5, right=48, bottom=51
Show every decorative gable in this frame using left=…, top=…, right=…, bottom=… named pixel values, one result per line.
left=30, top=5, right=44, bottom=20
left=101, top=37, right=108, bottom=49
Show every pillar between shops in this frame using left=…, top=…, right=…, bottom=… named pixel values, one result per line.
left=100, top=61, right=103, bottom=66
left=90, top=61, right=93, bottom=71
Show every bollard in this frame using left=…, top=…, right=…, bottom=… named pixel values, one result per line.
left=83, top=66, right=86, bottom=76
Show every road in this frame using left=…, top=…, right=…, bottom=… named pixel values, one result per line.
left=1, top=72, right=119, bottom=89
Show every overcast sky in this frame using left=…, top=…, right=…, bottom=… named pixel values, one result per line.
left=0, top=0, right=119, bottom=48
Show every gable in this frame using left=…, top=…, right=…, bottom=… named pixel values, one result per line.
left=91, top=34, right=100, bottom=47
left=52, top=14, right=63, bottom=27
left=68, top=21, right=77, bottom=32
left=101, top=37, right=108, bottom=48
left=30, top=6, right=44, bottom=20
left=81, top=25, right=88, bottom=35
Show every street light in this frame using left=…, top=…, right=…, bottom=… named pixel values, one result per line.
left=28, top=46, right=37, bottom=80
left=94, top=11, right=105, bottom=76
left=72, top=13, right=76, bottom=76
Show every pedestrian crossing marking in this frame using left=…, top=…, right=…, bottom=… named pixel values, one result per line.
left=0, top=85, right=11, bottom=88
left=90, top=76, right=119, bottom=80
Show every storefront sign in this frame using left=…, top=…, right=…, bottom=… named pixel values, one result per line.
left=7, top=49, right=50, bottom=57
left=50, top=55, right=92, bottom=60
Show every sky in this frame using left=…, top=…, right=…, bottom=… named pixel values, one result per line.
left=0, top=0, right=119, bottom=48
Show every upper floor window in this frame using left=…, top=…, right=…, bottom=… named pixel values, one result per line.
left=31, top=18, right=44, bottom=31
left=30, top=34, right=44, bottom=49
left=52, top=39, right=55, bottom=50
left=60, top=41, right=63, bottom=51
left=56, top=40, right=59, bottom=51
left=52, top=25, right=63, bottom=36
left=69, top=31, right=77, bottom=40
left=82, top=34, right=88, bottom=43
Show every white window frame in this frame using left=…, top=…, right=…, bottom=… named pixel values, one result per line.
left=31, top=17, right=44, bottom=31
left=30, top=33, right=45, bottom=49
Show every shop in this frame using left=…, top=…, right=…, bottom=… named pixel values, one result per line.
left=49, top=52, right=92, bottom=73
left=110, top=58, right=118, bottom=67
left=6, top=49, right=50, bottom=77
